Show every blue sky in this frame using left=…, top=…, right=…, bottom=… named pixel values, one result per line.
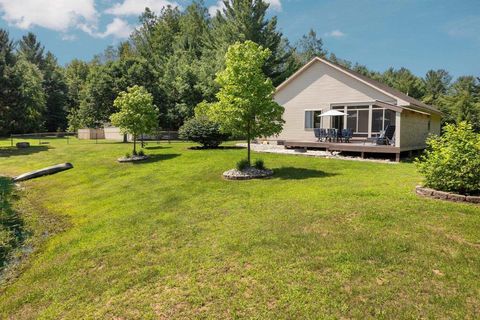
left=0, top=0, right=478, bottom=78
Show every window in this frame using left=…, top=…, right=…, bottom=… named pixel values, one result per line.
left=305, top=110, right=322, bottom=129
left=332, top=115, right=344, bottom=130
left=358, top=110, right=369, bottom=133
left=347, top=111, right=357, bottom=131
left=371, top=109, right=396, bottom=133
left=372, top=109, right=384, bottom=132
left=384, top=109, right=395, bottom=128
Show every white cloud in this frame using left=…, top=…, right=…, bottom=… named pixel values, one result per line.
left=0, top=0, right=97, bottom=32
left=324, top=30, right=346, bottom=38
left=105, top=0, right=180, bottom=16
left=97, top=18, right=134, bottom=38
left=208, top=0, right=282, bottom=17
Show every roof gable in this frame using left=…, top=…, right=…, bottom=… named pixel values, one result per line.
left=276, top=57, right=441, bottom=115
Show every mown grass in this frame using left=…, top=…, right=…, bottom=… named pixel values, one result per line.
left=0, top=138, right=479, bottom=319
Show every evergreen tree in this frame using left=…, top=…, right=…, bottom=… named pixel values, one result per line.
left=18, top=33, right=44, bottom=66
left=423, top=69, right=452, bottom=104
left=205, top=0, right=292, bottom=86
left=0, top=29, right=16, bottom=135
left=43, top=52, right=68, bottom=131
left=294, top=29, right=327, bottom=65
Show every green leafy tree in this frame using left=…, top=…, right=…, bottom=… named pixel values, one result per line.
left=0, top=29, right=16, bottom=135
left=439, top=76, right=480, bottom=131
left=65, top=59, right=90, bottom=131
left=10, top=58, right=46, bottom=133
left=416, top=122, right=480, bottom=195
left=208, top=41, right=284, bottom=165
left=43, top=52, right=68, bottom=131
left=110, top=85, right=159, bottom=154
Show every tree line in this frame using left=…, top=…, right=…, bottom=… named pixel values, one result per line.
left=0, top=0, right=479, bottom=136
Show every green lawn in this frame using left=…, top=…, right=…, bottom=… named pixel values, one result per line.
left=0, top=138, right=479, bottom=319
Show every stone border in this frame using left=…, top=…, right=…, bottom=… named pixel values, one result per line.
left=117, top=155, right=149, bottom=163
left=223, top=168, right=273, bottom=180
left=416, top=186, right=480, bottom=204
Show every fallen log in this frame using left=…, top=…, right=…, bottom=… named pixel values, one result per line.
left=14, top=163, right=73, bottom=182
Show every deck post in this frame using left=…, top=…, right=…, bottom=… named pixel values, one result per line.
left=361, top=152, right=365, bottom=159
left=395, top=153, right=400, bottom=162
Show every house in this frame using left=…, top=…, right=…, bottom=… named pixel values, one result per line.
left=271, top=57, right=442, bottom=161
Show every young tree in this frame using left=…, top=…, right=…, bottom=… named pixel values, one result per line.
left=110, top=85, right=159, bottom=154
left=208, top=41, right=284, bottom=165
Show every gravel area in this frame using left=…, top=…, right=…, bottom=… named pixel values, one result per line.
left=117, top=155, right=149, bottom=163
left=236, top=143, right=397, bottom=164
left=223, top=167, right=273, bottom=180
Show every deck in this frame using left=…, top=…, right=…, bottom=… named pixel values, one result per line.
left=283, top=139, right=401, bottom=161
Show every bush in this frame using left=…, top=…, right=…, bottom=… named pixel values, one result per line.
left=125, top=152, right=131, bottom=158
left=138, top=150, right=145, bottom=157
left=236, top=159, right=250, bottom=171
left=253, top=159, right=265, bottom=170
left=179, top=116, right=228, bottom=148
left=415, top=122, right=480, bottom=195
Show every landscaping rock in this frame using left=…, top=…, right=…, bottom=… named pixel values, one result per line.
left=447, top=193, right=466, bottom=202
left=14, top=163, right=73, bottom=182
left=432, top=190, right=449, bottom=200
left=415, top=186, right=435, bottom=196
left=117, top=155, right=149, bottom=163
left=416, top=186, right=479, bottom=205
left=466, top=196, right=480, bottom=204
left=223, top=167, right=273, bottom=180
left=16, top=142, right=30, bottom=148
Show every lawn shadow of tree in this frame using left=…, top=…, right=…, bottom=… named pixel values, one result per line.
left=144, top=145, right=171, bottom=150
left=0, top=146, right=50, bottom=158
left=188, top=146, right=244, bottom=150
left=272, top=167, right=338, bottom=180
left=132, top=153, right=180, bottom=164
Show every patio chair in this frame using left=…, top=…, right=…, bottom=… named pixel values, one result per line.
left=342, top=129, right=353, bottom=143
left=376, top=125, right=396, bottom=145
left=327, top=129, right=336, bottom=142
left=336, top=129, right=344, bottom=142
left=320, top=129, right=328, bottom=141
left=314, top=128, right=321, bottom=141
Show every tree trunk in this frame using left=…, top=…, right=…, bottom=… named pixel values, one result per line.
left=133, top=135, right=137, bottom=155
left=123, top=134, right=127, bottom=143
left=247, top=136, right=251, bottom=166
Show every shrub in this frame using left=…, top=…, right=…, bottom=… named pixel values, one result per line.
left=236, top=159, right=250, bottom=171
left=415, top=122, right=480, bottom=195
left=138, top=150, right=145, bottom=157
left=125, top=152, right=131, bottom=158
left=253, top=159, right=265, bottom=170
left=179, top=116, right=228, bottom=148
left=132, top=150, right=138, bottom=156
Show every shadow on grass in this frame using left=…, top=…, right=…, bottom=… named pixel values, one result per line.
left=272, top=167, right=338, bottom=180
left=0, top=146, right=49, bottom=158
left=144, top=145, right=171, bottom=150
left=132, top=153, right=180, bottom=164
left=188, top=146, right=244, bottom=150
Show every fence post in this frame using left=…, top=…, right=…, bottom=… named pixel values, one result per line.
left=10, top=135, right=13, bottom=147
